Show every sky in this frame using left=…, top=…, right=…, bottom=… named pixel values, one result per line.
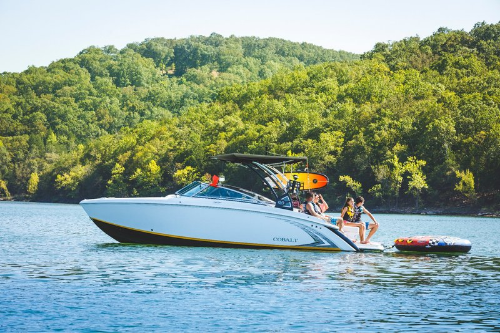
left=0, top=0, right=499, bottom=73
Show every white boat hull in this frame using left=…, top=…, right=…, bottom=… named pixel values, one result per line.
left=80, top=195, right=359, bottom=252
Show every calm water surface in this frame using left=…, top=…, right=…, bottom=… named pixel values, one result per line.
left=1, top=202, right=499, bottom=332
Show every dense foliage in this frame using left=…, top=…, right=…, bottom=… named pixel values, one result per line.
left=1, top=24, right=499, bottom=210
left=0, top=34, right=356, bottom=198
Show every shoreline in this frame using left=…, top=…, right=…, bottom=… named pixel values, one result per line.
left=368, top=207, right=499, bottom=218
left=3, top=198, right=499, bottom=217
left=329, top=205, right=499, bottom=218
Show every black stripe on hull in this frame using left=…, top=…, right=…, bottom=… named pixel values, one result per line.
left=91, top=218, right=342, bottom=251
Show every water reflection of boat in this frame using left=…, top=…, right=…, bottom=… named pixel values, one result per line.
left=81, top=153, right=382, bottom=252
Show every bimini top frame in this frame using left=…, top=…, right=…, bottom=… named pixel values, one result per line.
left=214, top=153, right=307, bottom=165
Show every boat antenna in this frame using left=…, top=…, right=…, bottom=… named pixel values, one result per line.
left=306, top=159, right=310, bottom=190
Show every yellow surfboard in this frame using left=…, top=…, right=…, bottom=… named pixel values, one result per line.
left=277, top=172, right=329, bottom=190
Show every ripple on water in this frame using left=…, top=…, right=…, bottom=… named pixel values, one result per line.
left=1, top=202, right=500, bottom=332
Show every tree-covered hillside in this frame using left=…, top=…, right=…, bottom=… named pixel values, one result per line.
left=0, top=34, right=357, bottom=197
left=1, top=24, right=499, bottom=211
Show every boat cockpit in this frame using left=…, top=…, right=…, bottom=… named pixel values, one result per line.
left=175, top=153, right=308, bottom=210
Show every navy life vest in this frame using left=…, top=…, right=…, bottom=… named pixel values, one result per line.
left=353, top=205, right=364, bottom=222
left=304, top=201, right=322, bottom=215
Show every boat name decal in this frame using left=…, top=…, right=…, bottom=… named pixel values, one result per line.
left=273, top=237, right=298, bottom=243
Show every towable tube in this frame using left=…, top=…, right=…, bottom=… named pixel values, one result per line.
left=394, top=236, right=471, bottom=253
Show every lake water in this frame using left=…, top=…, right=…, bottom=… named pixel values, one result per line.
left=1, top=201, right=499, bottom=332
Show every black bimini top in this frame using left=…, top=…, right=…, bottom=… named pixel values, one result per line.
left=213, top=153, right=307, bottom=165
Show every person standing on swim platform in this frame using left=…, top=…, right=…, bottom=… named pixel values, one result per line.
left=353, top=196, right=379, bottom=244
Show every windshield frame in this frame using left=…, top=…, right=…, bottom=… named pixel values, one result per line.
left=175, top=181, right=274, bottom=206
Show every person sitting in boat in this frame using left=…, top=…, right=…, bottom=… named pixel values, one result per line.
left=337, top=197, right=366, bottom=241
left=291, top=193, right=303, bottom=211
left=304, top=192, right=335, bottom=224
left=314, top=193, right=329, bottom=213
left=353, top=196, right=379, bottom=244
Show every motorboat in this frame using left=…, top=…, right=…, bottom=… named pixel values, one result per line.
left=80, top=153, right=383, bottom=252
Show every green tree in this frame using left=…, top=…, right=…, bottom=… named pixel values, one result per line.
left=368, top=184, right=384, bottom=202
left=1, top=25, right=500, bottom=211
left=106, top=163, right=128, bottom=197
left=173, top=166, right=200, bottom=186
left=404, top=157, right=428, bottom=208
left=339, top=175, right=362, bottom=197
left=27, top=172, right=39, bottom=196
left=129, top=160, right=163, bottom=196
left=55, top=165, right=90, bottom=199
left=373, top=154, right=405, bottom=207
left=454, top=169, right=476, bottom=202
left=0, top=180, right=10, bottom=199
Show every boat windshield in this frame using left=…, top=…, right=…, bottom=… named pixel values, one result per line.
left=175, top=181, right=273, bottom=205
left=219, top=184, right=275, bottom=204
left=194, top=186, right=256, bottom=202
